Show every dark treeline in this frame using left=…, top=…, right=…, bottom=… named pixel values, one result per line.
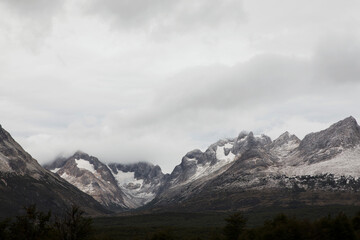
left=3, top=207, right=360, bottom=240
left=146, top=211, right=360, bottom=240
left=221, top=211, right=360, bottom=240
left=0, top=205, right=93, bottom=240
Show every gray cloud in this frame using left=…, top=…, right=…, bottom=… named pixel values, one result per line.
left=86, top=0, right=244, bottom=33
left=0, top=0, right=62, bottom=18
left=0, top=0, right=63, bottom=50
left=314, top=34, right=360, bottom=83
left=1, top=0, right=360, bottom=173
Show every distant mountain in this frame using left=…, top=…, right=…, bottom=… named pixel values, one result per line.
left=0, top=125, right=108, bottom=218
left=45, top=153, right=166, bottom=210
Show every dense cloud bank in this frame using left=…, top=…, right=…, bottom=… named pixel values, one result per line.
left=0, top=0, right=359, bottom=172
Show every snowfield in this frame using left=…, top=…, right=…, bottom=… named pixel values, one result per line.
left=281, top=147, right=360, bottom=177
left=75, top=159, right=96, bottom=174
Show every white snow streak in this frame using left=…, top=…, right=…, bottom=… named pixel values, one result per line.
left=50, top=167, right=61, bottom=173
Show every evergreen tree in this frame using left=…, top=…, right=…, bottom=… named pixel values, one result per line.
left=223, top=212, right=247, bottom=240
left=54, top=205, right=93, bottom=240
left=9, top=205, right=52, bottom=240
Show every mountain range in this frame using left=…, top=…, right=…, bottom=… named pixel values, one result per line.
left=2, top=116, right=360, bottom=217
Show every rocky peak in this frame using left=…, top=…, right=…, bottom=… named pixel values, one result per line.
left=233, top=131, right=271, bottom=155
left=257, top=134, right=272, bottom=146
left=269, top=132, right=300, bottom=161
left=299, top=116, right=360, bottom=164
left=272, top=132, right=300, bottom=147
left=333, top=116, right=358, bottom=128
left=184, top=149, right=203, bottom=160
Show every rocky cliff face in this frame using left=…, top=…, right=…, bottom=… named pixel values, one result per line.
left=297, top=116, right=360, bottom=164
left=0, top=125, right=108, bottom=217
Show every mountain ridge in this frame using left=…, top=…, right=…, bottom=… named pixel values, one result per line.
left=43, top=116, right=360, bottom=212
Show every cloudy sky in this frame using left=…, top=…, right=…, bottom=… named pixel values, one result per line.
left=1, top=0, right=360, bottom=172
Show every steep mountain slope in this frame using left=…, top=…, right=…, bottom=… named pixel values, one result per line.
left=150, top=116, right=360, bottom=211
left=0, top=125, right=109, bottom=218
left=45, top=154, right=166, bottom=210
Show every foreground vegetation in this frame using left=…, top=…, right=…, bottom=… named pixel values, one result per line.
left=2, top=205, right=360, bottom=239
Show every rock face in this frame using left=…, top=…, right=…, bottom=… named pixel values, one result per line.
left=297, top=116, right=360, bottom=164
left=45, top=154, right=167, bottom=210
left=0, top=125, right=108, bottom=218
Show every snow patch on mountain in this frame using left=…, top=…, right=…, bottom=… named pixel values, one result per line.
left=112, top=170, right=144, bottom=189
left=75, top=159, right=96, bottom=174
left=224, top=143, right=233, bottom=149
left=216, top=146, right=235, bottom=162
left=281, top=147, right=360, bottom=177
left=187, top=158, right=197, bottom=162
left=50, top=167, right=61, bottom=173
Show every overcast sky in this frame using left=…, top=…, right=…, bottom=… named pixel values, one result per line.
left=1, top=0, right=360, bottom=173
